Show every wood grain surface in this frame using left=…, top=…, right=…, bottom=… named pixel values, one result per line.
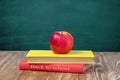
left=0, top=51, right=120, bottom=80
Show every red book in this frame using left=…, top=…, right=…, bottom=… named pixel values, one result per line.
left=19, top=59, right=93, bottom=73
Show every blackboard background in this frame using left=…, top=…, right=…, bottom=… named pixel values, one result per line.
left=0, top=0, right=120, bottom=51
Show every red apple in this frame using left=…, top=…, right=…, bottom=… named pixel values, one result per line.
left=49, top=31, right=74, bottom=54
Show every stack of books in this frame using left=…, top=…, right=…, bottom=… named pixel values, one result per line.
left=19, top=50, right=95, bottom=73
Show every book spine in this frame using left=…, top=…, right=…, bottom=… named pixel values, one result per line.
left=19, top=59, right=92, bottom=73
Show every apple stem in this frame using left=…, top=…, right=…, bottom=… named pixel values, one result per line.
left=60, top=31, right=66, bottom=34
left=61, top=31, right=64, bottom=34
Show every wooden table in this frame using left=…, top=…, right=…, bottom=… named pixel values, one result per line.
left=0, top=51, right=120, bottom=80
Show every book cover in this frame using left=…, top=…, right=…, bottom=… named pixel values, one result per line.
left=19, top=58, right=93, bottom=73
left=26, top=50, right=94, bottom=58
left=26, top=50, right=95, bottom=64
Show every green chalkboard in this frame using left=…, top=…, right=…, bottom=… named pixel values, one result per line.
left=0, top=0, right=120, bottom=51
